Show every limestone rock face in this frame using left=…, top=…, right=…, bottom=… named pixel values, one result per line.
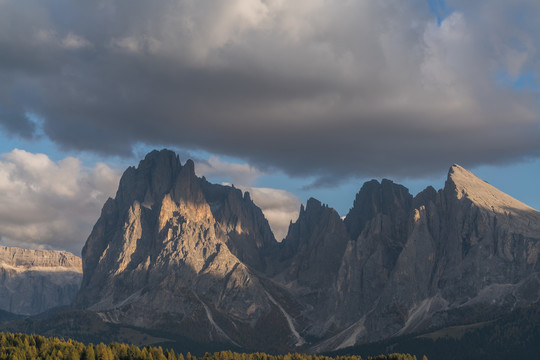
left=0, top=246, right=82, bottom=315
left=344, top=179, right=413, bottom=242
left=279, top=198, right=349, bottom=286
left=201, top=180, right=277, bottom=273
left=74, top=151, right=540, bottom=352
left=311, top=165, right=540, bottom=350
left=75, top=150, right=294, bottom=350
left=272, top=198, right=350, bottom=337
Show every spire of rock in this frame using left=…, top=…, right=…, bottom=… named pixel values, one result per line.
left=115, top=149, right=182, bottom=209
left=172, top=158, right=206, bottom=205
left=344, top=179, right=412, bottom=241
left=445, top=163, right=539, bottom=214
left=278, top=197, right=349, bottom=287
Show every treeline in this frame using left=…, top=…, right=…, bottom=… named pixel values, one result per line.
left=0, top=332, right=419, bottom=360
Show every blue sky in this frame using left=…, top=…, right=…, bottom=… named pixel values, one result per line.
left=0, top=0, right=539, bottom=252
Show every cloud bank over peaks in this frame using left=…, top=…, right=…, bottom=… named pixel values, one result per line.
left=0, top=0, right=539, bottom=182
left=0, top=150, right=121, bottom=254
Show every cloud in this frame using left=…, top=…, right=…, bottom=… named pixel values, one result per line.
left=246, top=187, right=301, bottom=241
left=223, top=183, right=301, bottom=241
left=0, top=0, right=539, bottom=182
left=0, top=150, right=121, bottom=254
left=195, top=156, right=263, bottom=186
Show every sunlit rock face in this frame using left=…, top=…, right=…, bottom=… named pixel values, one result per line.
left=75, top=150, right=295, bottom=351
left=75, top=150, right=540, bottom=352
left=0, top=246, right=82, bottom=315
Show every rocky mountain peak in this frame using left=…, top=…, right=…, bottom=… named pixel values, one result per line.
left=71, top=153, right=540, bottom=352
left=306, top=197, right=322, bottom=208
left=344, top=179, right=412, bottom=241
left=285, top=198, right=340, bottom=244
left=277, top=198, right=349, bottom=289
left=75, top=149, right=289, bottom=349
left=199, top=180, right=277, bottom=272
left=172, top=158, right=207, bottom=206
left=413, top=185, right=438, bottom=209
left=299, top=198, right=324, bottom=217
left=445, top=163, right=539, bottom=215
left=116, top=149, right=182, bottom=208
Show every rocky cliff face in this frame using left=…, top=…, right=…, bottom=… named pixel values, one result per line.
left=0, top=246, right=82, bottom=315
left=75, top=151, right=540, bottom=352
left=312, top=165, right=540, bottom=350
left=75, top=150, right=299, bottom=351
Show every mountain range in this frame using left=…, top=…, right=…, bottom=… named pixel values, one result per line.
left=2, top=149, right=540, bottom=355
left=0, top=246, right=82, bottom=315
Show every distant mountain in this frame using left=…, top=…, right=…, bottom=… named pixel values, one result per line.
left=64, top=149, right=540, bottom=353
left=0, top=246, right=82, bottom=315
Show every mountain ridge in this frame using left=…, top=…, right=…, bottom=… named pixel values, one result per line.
left=5, top=149, right=539, bottom=355
left=72, top=150, right=540, bottom=352
left=0, top=246, right=82, bottom=315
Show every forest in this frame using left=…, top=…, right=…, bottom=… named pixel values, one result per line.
left=0, top=332, right=420, bottom=360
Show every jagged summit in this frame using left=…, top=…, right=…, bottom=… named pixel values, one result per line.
left=75, top=149, right=291, bottom=349
left=115, top=149, right=183, bottom=208
left=446, top=163, right=539, bottom=214
left=306, top=197, right=323, bottom=210
left=71, top=151, right=540, bottom=352
left=344, top=178, right=412, bottom=241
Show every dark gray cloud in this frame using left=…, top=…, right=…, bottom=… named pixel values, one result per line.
left=0, top=0, right=539, bottom=182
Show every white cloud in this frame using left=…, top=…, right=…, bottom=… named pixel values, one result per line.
left=223, top=183, right=301, bottom=241
left=246, top=186, right=301, bottom=241
left=0, top=150, right=121, bottom=254
left=195, top=156, right=263, bottom=186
